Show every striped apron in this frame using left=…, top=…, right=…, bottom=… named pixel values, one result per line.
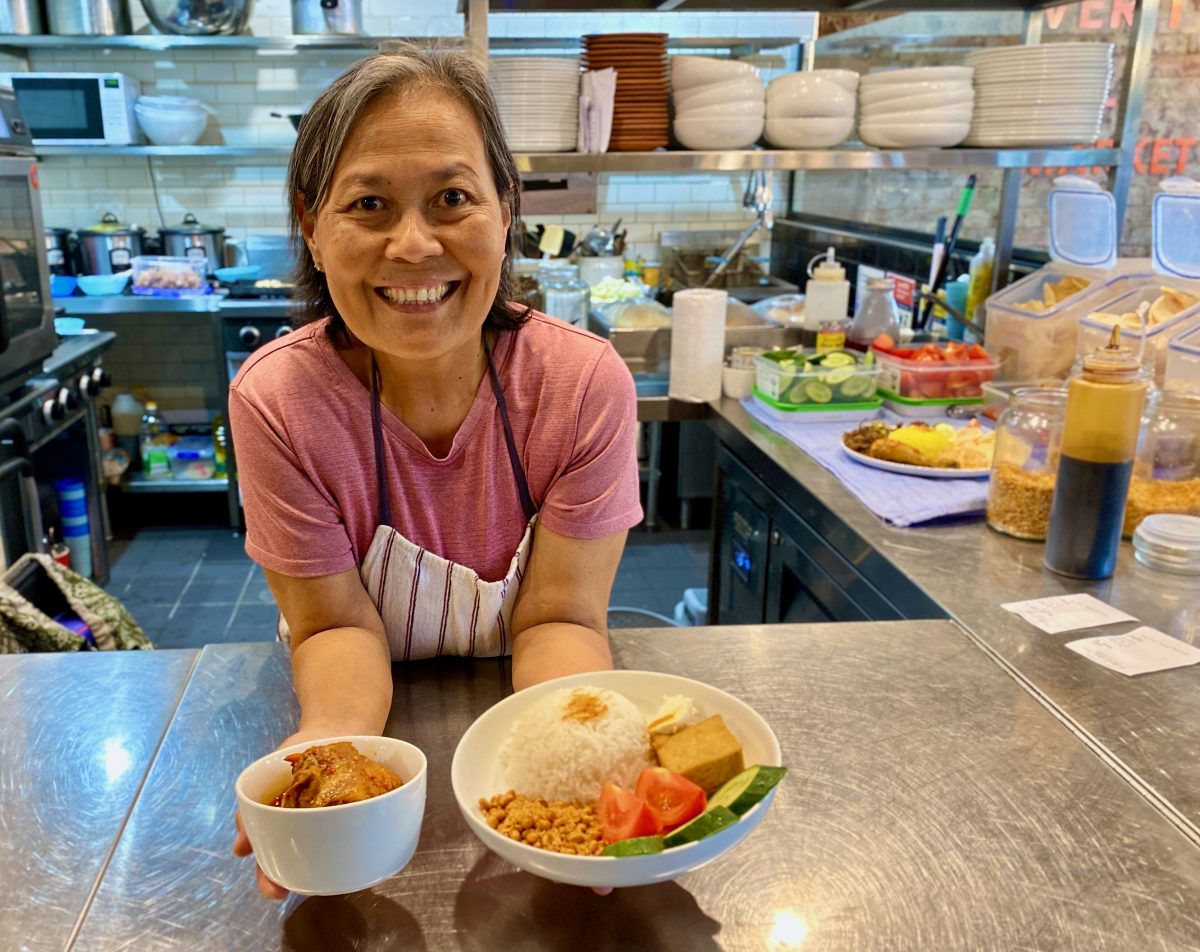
left=279, top=335, right=537, bottom=660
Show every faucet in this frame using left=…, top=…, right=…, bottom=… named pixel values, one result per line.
left=703, top=170, right=774, bottom=289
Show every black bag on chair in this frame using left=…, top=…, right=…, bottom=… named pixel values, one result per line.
left=0, top=553, right=153, bottom=653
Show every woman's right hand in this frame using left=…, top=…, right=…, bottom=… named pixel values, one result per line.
left=231, top=727, right=345, bottom=901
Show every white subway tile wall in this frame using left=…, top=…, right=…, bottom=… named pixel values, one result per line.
left=9, top=7, right=805, bottom=265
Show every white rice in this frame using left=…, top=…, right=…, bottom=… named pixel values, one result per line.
left=499, top=686, right=654, bottom=802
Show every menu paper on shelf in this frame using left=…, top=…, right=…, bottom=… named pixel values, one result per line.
left=579, top=69, right=615, bottom=154
left=668, top=288, right=727, bottom=403
left=999, top=594, right=1137, bottom=634
left=1066, top=627, right=1200, bottom=677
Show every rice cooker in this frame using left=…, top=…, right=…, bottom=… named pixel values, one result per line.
left=45, top=227, right=75, bottom=276
left=159, top=212, right=225, bottom=274
left=78, top=212, right=145, bottom=275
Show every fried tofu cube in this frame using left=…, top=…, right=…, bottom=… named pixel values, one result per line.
left=654, top=715, right=744, bottom=794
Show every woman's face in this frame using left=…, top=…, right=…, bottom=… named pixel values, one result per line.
left=302, top=86, right=511, bottom=363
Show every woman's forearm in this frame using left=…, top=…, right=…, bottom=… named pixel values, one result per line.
left=511, top=623, right=613, bottom=692
left=291, top=627, right=394, bottom=735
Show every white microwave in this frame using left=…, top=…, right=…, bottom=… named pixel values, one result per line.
left=0, top=72, right=142, bottom=146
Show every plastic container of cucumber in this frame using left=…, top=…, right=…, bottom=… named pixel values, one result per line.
left=753, top=348, right=881, bottom=412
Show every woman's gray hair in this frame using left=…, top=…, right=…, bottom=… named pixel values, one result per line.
left=286, top=45, right=529, bottom=342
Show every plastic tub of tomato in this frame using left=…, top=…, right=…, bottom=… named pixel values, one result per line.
left=872, top=334, right=998, bottom=414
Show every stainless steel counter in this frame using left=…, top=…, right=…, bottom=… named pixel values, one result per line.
left=1, top=625, right=1195, bottom=950
left=709, top=397, right=1200, bottom=846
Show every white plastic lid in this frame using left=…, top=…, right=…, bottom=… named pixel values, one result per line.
left=811, top=247, right=845, bottom=282
left=1151, top=177, right=1200, bottom=279
left=1132, top=513, right=1200, bottom=575
left=1047, top=176, right=1117, bottom=269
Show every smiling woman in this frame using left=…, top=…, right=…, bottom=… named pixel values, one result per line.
left=226, top=46, right=643, bottom=900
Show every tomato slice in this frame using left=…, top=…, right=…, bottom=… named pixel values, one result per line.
left=634, top=768, right=707, bottom=831
left=872, top=333, right=896, bottom=352
left=968, top=343, right=991, bottom=361
left=597, top=782, right=662, bottom=844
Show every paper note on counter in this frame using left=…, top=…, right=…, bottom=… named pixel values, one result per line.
left=1000, top=594, right=1137, bottom=634
left=1066, top=627, right=1200, bottom=677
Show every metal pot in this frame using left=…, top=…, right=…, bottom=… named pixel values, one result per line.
left=139, top=0, right=254, bottom=36
left=159, top=213, right=224, bottom=273
left=45, top=228, right=74, bottom=276
left=77, top=213, right=145, bottom=276
left=291, top=0, right=361, bottom=35
left=47, top=0, right=132, bottom=35
left=0, top=0, right=44, bottom=34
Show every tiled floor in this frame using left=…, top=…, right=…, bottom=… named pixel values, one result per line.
left=104, top=527, right=710, bottom=650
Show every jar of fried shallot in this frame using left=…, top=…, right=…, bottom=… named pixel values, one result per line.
left=986, top=387, right=1068, bottom=540
left=1124, top=390, right=1200, bottom=536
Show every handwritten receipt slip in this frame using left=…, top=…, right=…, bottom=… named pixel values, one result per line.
left=1066, top=627, right=1200, bottom=677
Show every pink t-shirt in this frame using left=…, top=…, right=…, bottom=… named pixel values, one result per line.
left=229, top=312, right=643, bottom=582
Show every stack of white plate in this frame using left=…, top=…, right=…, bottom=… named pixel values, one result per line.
left=765, top=71, right=857, bottom=148
left=671, top=56, right=764, bottom=150
left=490, top=57, right=580, bottom=152
left=964, top=43, right=1113, bottom=147
left=858, top=66, right=974, bottom=149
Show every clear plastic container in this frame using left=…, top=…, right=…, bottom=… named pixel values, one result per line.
left=1076, top=284, right=1200, bottom=387
left=1123, top=390, right=1200, bottom=537
left=986, top=387, right=1068, bottom=540
left=131, top=255, right=209, bottom=296
left=1165, top=323, right=1200, bottom=394
left=752, top=294, right=806, bottom=328
left=167, top=435, right=217, bottom=480
left=754, top=350, right=880, bottom=410
left=1132, top=513, right=1200, bottom=574
left=875, top=342, right=999, bottom=405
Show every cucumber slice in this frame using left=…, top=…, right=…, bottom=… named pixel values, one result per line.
left=706, top=765, right=788, bottom=817
left=780, top=376, right=809, bottom=404
left=824, top=366, right=855, bottom=386
left=663, top=806, right=739, bottom=848
left=838, top=374, right=872, bottom=398
left=601, top=835, right=664, bottom=857
left=820, top=352, right=856, bottom=368
left=804, top=380, right=833, bottom=404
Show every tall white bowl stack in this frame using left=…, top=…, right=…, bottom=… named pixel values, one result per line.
left=490, top=57, right=581, bottom=153
left=857, top=66, right=975, bottom=149
left=670, top=56, right=765, bottom=150
left=964, top=42, right=1114, bottom=147
left=765, top=70, right=858, bottom=148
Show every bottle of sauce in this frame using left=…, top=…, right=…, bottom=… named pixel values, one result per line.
left=1044, top=327, right=1148, bottom=579
left=847, top=277, right=900, bottom=352
left=803, top=248, right=850, bottom=348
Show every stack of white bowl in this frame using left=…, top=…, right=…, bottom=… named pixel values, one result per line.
left=964, top=43, right=1113, bottom=147
left=858, top=66, right=974, bottom=149
left=765, top=71, right=858, bottom=148
left=135, top=95, right=209, bottom=146
left=490, top=57, right=580, bottom=152
left=671, top=56, right=764, bottom=150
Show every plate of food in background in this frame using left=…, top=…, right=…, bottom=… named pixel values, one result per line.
left=451, top=671, right=786, bottom=889
left=841, top=420, right=995, bottom=478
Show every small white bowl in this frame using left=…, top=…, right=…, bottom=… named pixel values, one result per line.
left=676, top=99, right=766, bottom=121
left=674, top=114, right=764, bottom=150
left=859, top=120, right=970, bottom=149
left=859, top=80, right=974, bottom=108
left=767, top=74, right=855, bottom=119
left=764, top=115, right=854, bottom=149
left=860, top=66, right=974, bottom=87
left=451, top=669, right=783, bottom=889
left=860, top=88, right=975, bottom=113
left=670, top=55, right=759, bottom=92
left=673, top=77, right=764, bottom=112
left=860, top=103, right=974, bottom=125
left=723, top=365, right=757, bottom=399
left=135, top=104, right=207, bottom=146
left=235, top=735, right=428, bottom=896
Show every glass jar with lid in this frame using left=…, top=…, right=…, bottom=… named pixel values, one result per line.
left=542, top=275, right=590, bottom=328
left=1123, top=390, right=1200, bottom=536
left=986, top=387, right=1068, bottom=540
left=847, top=277, right=900, bottom=351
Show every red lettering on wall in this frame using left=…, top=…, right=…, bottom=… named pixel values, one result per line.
left=1170, top=0, right=1183, bottom=30
left=1110, top=0, right=1135, bottom=29
left=1134, top=139, right=1150, bottom=175
left=1045, top=0, right=1184, bottom=31
left=1078, top=0, right=1107, bottom=29
left=1149, top=138, right=1173, bottom=175
left=1045, top=4, right=1069, bottom=29
left=1177, top=138, right=1198, bottom=173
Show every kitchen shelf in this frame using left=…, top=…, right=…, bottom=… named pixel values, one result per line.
left=34, top=144, right=1120, bottom=172
left=123, top=474, right=228, bottom=494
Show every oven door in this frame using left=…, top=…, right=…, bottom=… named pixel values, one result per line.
left=0, top=156, right=55, bottom=387
left=0, top=418, right=43, bottom=572
left=9, top=75, right=110, bottom=144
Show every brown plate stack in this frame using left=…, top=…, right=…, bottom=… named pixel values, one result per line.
left=582, top=33, right=669, bottom=152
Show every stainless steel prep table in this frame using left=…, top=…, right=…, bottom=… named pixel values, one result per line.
left=14, top=625, right=1194, bottom=951
left=0, top=650, right=198, bottom=952
left=709, top=396, right=1200, bottom=846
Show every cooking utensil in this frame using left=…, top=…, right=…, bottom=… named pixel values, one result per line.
left=159, top=213, right=225, bottom=274
left=270, top=111, right=305, bottom=131
left=139, top=0, right=253, bottom=34
left=0, top=0, right=43, bottom=33
left=47, top=0, right=131, bottom=34
left=78, top=213, right=145, bottom=276
left=917, top=175, right=975, bottom=329
left=45, top=228, right=75, bottom=276
left=291, top=0, right=361, bottom=35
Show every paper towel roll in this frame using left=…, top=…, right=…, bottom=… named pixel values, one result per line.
left=669, top=288, right=727, bottom=402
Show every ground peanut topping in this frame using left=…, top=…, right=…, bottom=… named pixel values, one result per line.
left=562, top=690, right=607, bottom=724
left=479, top=790, right=605, bottom=856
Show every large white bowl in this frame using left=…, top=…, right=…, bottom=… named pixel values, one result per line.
left=861, top=103, right=974, bottom=125
left=670, top=55, right=759, bottom=92
left=235, top=735, right=428, bottom=897
left=765, top=115, right=854, bottom=148
left=860, top=83, right=975, bottom=110
left=859, top=120, right=971, bottom=149
left=135, top=104, right=207, bottom=146
left=677, top=99, right=766, bottom=121
left=451, top=669, right=784, bottom=889
left=767, top=74, right=855, bottom=118
left=674, top=114, right=764, bottom=149
left=673, top=77, right=764, bottom=112
left=860, top=66, right=974, bottom=87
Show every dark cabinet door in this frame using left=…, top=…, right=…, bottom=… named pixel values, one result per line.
left=717, top=475, right=771, bottom=625
left=765, top=526, right=868, bottom=624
